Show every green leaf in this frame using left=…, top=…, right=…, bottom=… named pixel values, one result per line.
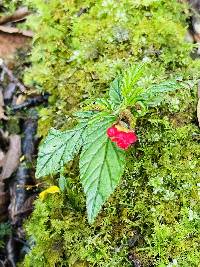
left=109, top=77, right=123, bottom=106
left=143, top=81, right=179, bottom=98
left=95, top=98, right=112, bottom=110
left=36, top=124, right=86, bottom=178
left=121, top=64, right=144, bottom=98
left=88, top=111, right=115, bottom=125
left=58, top=173, right=67, bottom=192
left=80, top=117, right=126, bottom=223
left=74, top=111, right=98, bottom=120
left=126, top=86, right=145, bottom=105
left=140, top=81, right=179, bottom=106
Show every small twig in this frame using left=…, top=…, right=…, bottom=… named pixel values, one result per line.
left=0, top=58, right=26, bottom=92
left=13, top=206, right=34, bottom=217
left=12, top=94, right=49, bottom=111
left=0, top=69, right=5, bottom=81
left=0, top=25, right=33, bottom=37
left=77, top=7, right=88, bottom=17
left=0, top=7, right=31, bottom=25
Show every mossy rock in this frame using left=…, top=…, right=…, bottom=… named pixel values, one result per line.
left=25, top=0, right=199, bottom=136
left=23, top=0, right=200, bottom=266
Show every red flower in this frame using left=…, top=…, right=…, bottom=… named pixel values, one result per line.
left=107, top=126, right=118, bottom=137
left=126, top=132, right=138, bottom=143
left=116, top=139, right=130, bottom=150
left=107, top=125, right=138, bottom=150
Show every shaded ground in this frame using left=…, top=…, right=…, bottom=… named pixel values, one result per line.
left=0, top=6, right=46, bottom=267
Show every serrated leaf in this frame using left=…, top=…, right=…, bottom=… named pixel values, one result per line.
left=140, top=81, right=179, bottom=107
left=80, top=117, right=125, bottom=223
left=126, top=86, right=145, bottom=105
left=142, top=81, right=178, bottom=99
left=109, top=77, right=123, bottom=106
left=74, top=111, right=98, bottom=120
left=36, top=124, right=86, bottom=178
left=95, top=98, right=112, bottom=110
left=121, top=64, right=144, bottom=98
left=87, top=111, right=115, bottom=125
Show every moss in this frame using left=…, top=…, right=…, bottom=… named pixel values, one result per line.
left=25, top=0, right=199, bottom=136
left=23, top=0, right=200, bottom=266
left=24, top=102, right=200, bottom=266
left=0, top=0, right=23, bottom=14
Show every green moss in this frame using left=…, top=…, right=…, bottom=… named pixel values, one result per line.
left=25, top=101, right=200, bottom=266
left=24, top=94, right=200, bottom=266
left=0, top=223, right=11, bottom=249
left=0, top=0, right=23, bottom=14
left=23, top=0, right=200, bottom=266
left=25, top=0, right=199, bottom=136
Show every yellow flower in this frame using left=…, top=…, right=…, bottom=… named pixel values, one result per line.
left=39, top=185, right=60, bottom=201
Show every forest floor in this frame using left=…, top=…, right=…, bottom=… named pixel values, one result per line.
left=0, top=1, right=200, bottom=267
left=0, top=6, right=45, bottom=266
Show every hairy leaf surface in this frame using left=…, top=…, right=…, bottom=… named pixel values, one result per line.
left=74, top=111, right=98, bottom=120
left=121, top=64, right=144, bottom=98
left=36, top=124, right=86, bottom=178
left=141, top=81, right=179, bottom=105
left=80, top=117, right=125, bottom=223
left=109, top=77, right=123, bottom=106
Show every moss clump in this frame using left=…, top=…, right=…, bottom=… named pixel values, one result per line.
left=25, top=0, right=199, bottom=136
left=24, top=98, right=200, bottom=266
left=0, top=0, right=23, bottom=14
left=23, top=0, right=200, bottom=266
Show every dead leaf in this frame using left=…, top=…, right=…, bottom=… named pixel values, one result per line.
left=3, top=83, right=16, bottom=102
left=0, top=87, right=8, bottom=120
left=0, top=135, right=21, bottom=180
left=0, top=25, right=33, bottom=37
left=0, top=58, right=26, bottom=92
left=15, top=94, right=26, bottom=106
left=0, top=150, right=5, bottom=167
left=0, top=191, right=9, bottom=207
left=0, top=7, right=31, bottom=25
left=0, top=189, right=9, bottom=222
left=0, top=33, right=30, bottom=63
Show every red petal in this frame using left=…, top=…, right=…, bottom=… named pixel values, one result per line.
left=125, top=132, right=138, bottom=144
left=110, top=136, right=119, bottom=142
left=115, top=131, right=126, bottom=139
left=107, top=126, right=118, bottom=137
left=116, top=140, right=130, bottom=150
